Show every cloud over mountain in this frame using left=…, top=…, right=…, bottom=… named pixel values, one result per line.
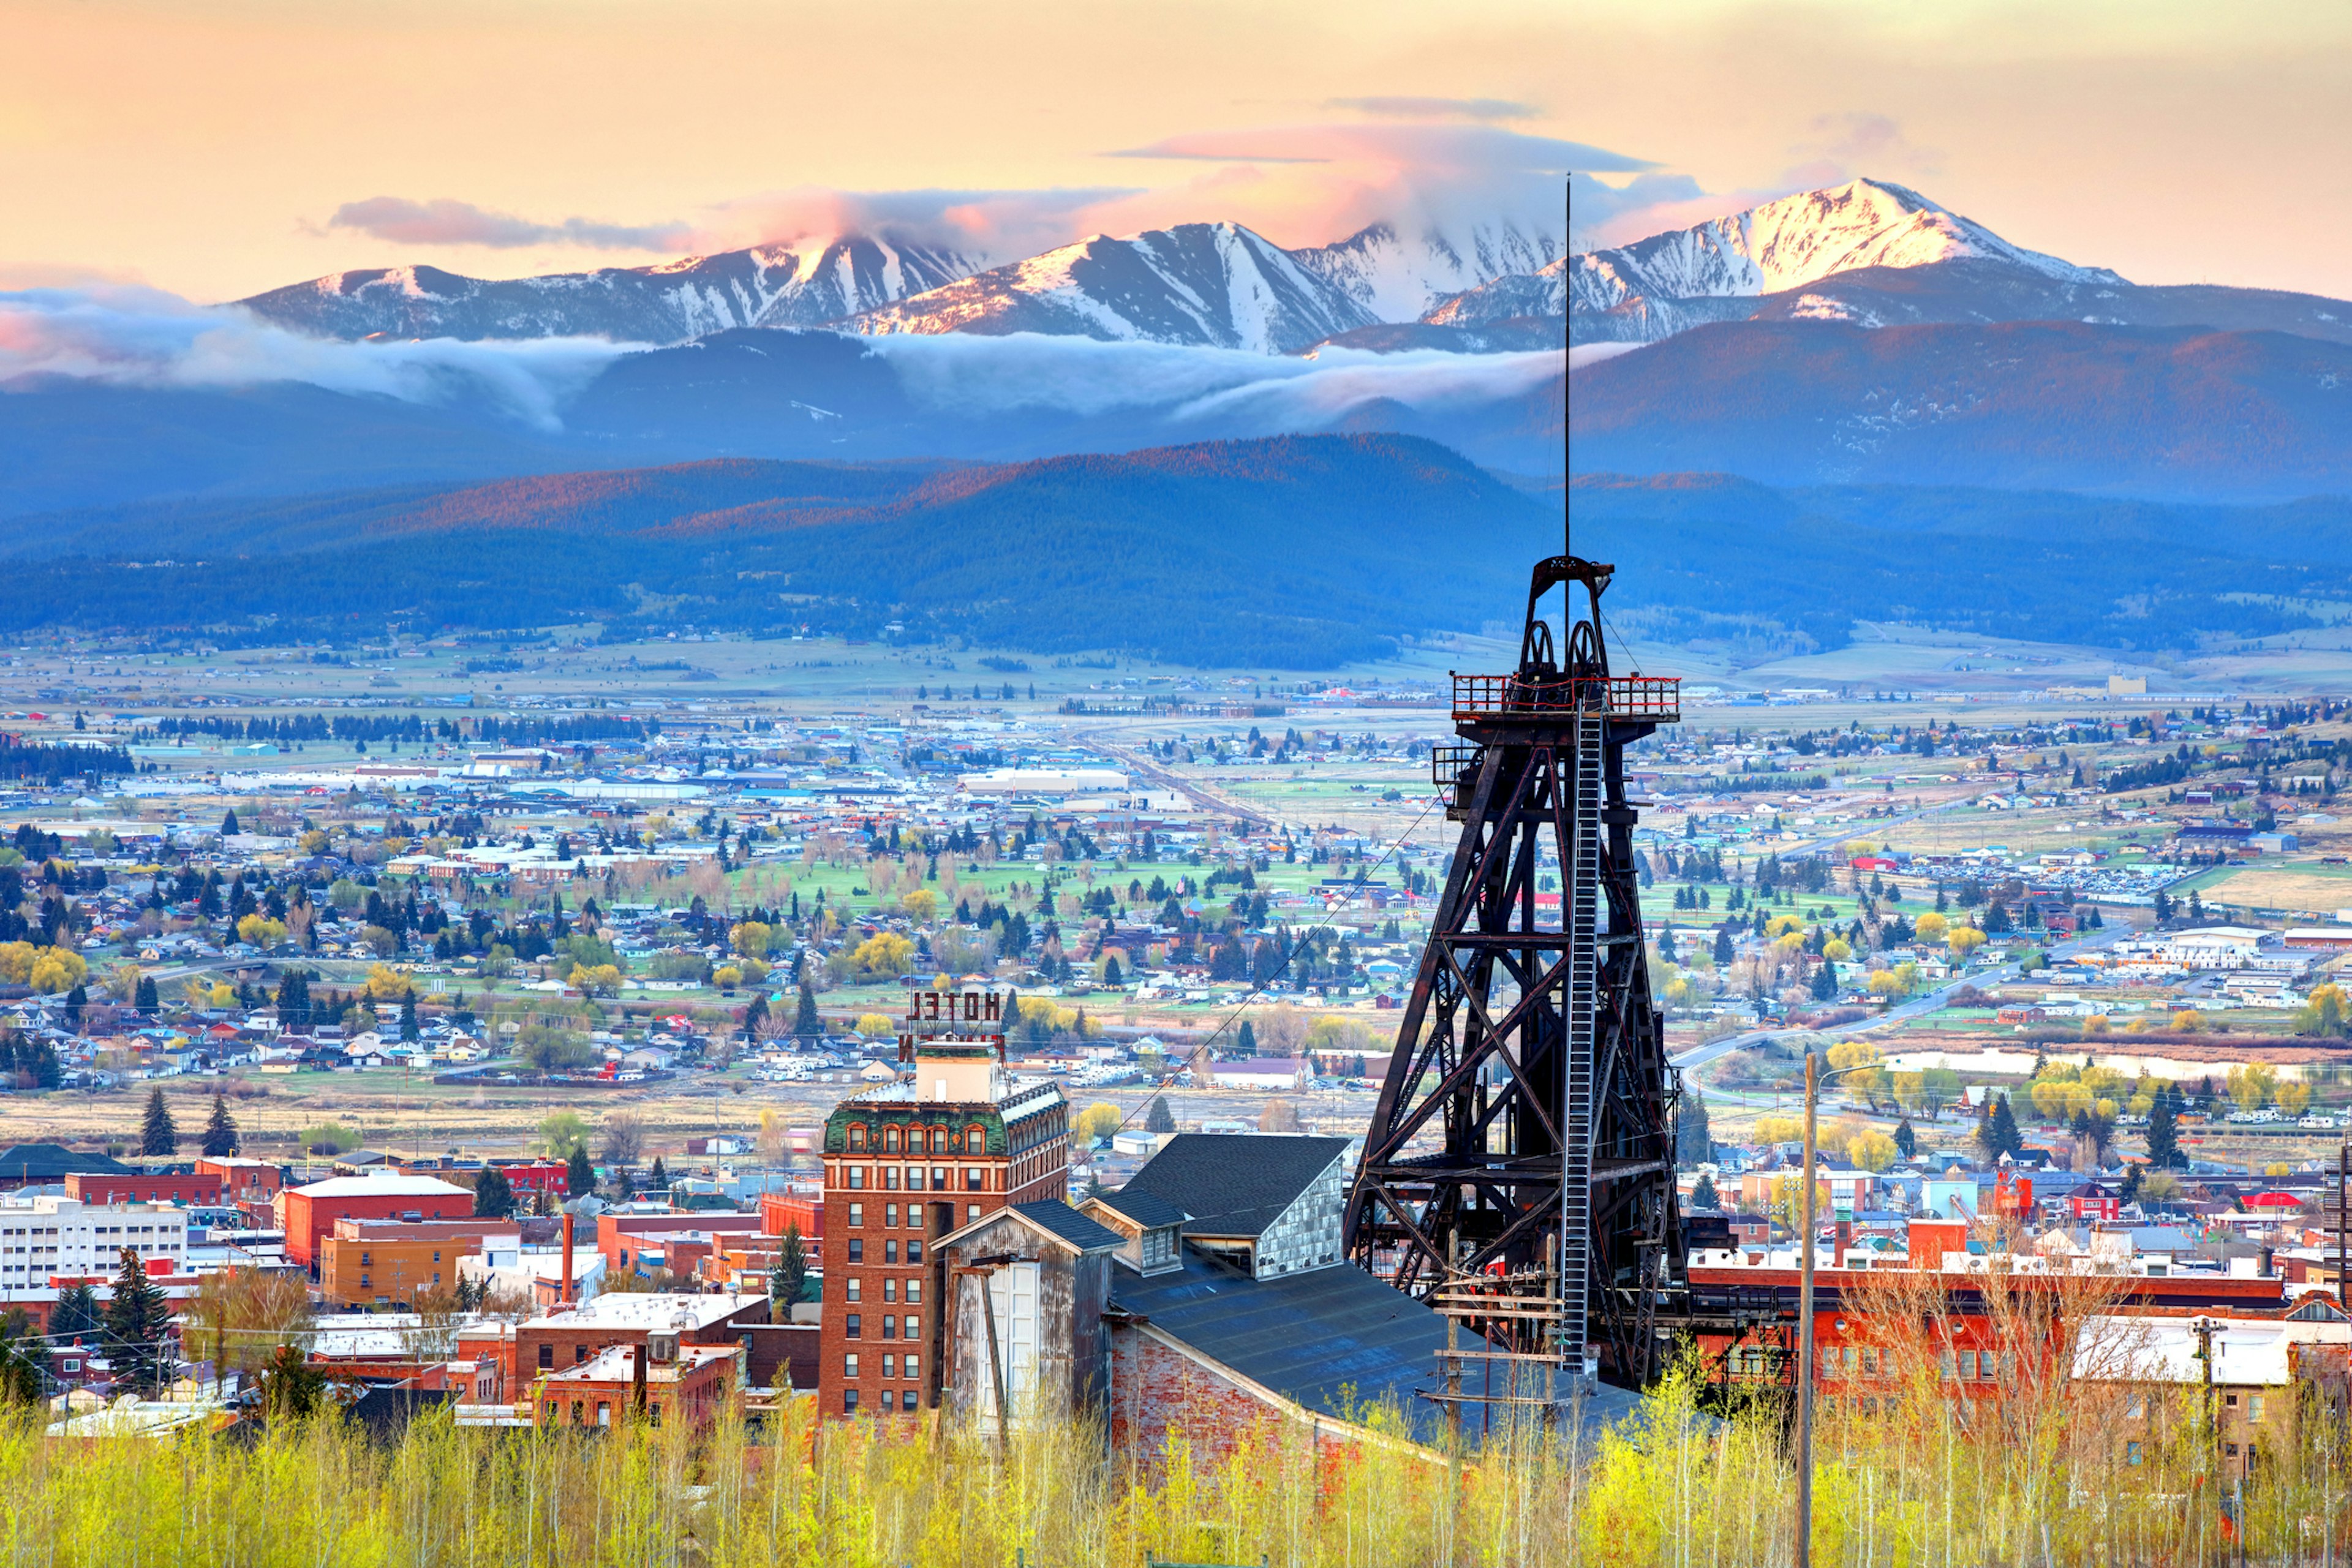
left=328, top=198, right=695, bottom=252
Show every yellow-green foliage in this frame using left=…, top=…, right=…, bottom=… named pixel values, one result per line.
left=2, top=1364, right=2348, bottom=1567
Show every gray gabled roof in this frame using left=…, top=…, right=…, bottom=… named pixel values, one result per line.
left=1005, top=1200, right=1124, bottom=1254
left=1118, top=1134, right=1350, bottom=1241
left=1090, top=1188, right=1188, bottom=1230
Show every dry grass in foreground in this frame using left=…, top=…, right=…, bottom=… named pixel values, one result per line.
left=4, top=1336, right=2351, bottom=1568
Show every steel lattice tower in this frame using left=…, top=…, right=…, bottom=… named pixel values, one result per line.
left=1343, top=553, right=1684, bottom=1388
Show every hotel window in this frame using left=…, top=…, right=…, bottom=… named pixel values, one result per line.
left=967, top=1129, right=984, bottom=1155
left=849, top=1126, right=866, bottom=1152
left=903, top=1354, right=920, bottom=1381
left=848, top=1204, right=864, bottom=1227
left=539, top=1345, right=554, bottom=1370
left=908, top=1167, right=925, bottom=1191
left=902, top=1314, right=919, bottom=1340
left=2251, top=1395, right=2267, bottom=1422
left=845, top=1314, right=861, bottom=1339
left=884, top=1128, right=900, bottom=1153
left=848, top=1240, right=864, bottom=1262
left=848, top=1168, right=865, bottom=1190
left=886, top=1204, right=900, bottom=1228
left=843, top=1355, right=859, bottom=1379
left=881, top=1316, right=896, bottom=1340
left=883, top=1354, right=897, bottom=1378
left=905, top=1280, right=921, bottom=1304
left=843, top=1390, right=859, bottom=1413
left=884, top=1166, right=899, bottom=1190
left=845, top=1278, right=860, bottom=1302
left=883, top=1278, right=897, bottom=1303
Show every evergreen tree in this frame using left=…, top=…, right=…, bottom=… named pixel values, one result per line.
left=1973, top=1097, right=1999, bottom=1162
left=793, top=981, right=821, bottom=1040
left=1236, top=1019, right=1258, bottom=1056
left=1675, top=1093, right=1713, bottom=1166
left=103, top=1246, right=171, bottom=1396
left=1145, top=1095, right=1176, bottom=1134
left=1713, top=928, right=1735, bottom=965
left=1809, top=960, right=1838, bottom=1001
left=1689, top=1171, right=1720, bottom=1210
left=200, top=1093, right=238, bottom=1157
left=139, top=1088, right=178, bottom=1156
left=134, top=974, right=159, bottom=1013
left=1894, top=1116, right=1917, bottom=1159
left=771, top=1224, right=809, bottom=1306
left=565, top=1145, right=595, bottom=1197
left=2146, top=1084, right=2186, bottom=1170
left=221, top=809, right=240, bottom=836
left=50, top=1283, right=101, bottom=1344
left=62, top=983, right=86, bottom=1031
left=648, top=1156, right=669, bottom=1191
left=0, top=1308, right=47, bottom=1405
left=1988, top=1093, right=2022, bottom=1158
left=473, top=1165, right=516, bottom=1218
left=398, top=992, right=419, bottom=1043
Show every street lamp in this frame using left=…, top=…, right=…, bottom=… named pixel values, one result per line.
left=1796, top=1052, right=1879, bottom=1568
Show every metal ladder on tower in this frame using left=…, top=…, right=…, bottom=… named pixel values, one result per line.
left=1558, top=703, right=1602, bottom=1381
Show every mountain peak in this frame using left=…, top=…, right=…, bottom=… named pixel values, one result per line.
left=1572, top=178, right=2123, bottom=317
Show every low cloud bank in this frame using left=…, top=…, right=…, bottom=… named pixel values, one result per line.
left=2, top=283, right=1560, bottom=436
left=0, top=285, right=636, bottom=429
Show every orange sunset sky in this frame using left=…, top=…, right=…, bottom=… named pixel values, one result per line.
left=6, top=0, right=2352, bottom=303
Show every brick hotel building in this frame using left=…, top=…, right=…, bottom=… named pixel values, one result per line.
left=817, top=1034, right=1068, bottom=1416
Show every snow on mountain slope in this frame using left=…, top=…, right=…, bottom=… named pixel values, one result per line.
left=1290, top=219, right=1561, bottom=323
left=840, top=222, right=1378, bottom=353
left=1425, top=257, right=1566, bottom=327
left=1569, top=179, right=2122, bottom=319
left=236, top=236, right=979, bottom=343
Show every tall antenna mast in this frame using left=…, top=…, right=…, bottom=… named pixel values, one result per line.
left=1564, top=173, right=1572, bottom=558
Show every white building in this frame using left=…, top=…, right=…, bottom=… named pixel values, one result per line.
left=0, top=1197, right=189, bottom=1291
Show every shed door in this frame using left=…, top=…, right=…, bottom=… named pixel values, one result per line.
left=980, top=1262, right=1041, bottom=1426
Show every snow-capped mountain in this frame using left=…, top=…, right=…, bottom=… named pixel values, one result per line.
left=1570, top=178, right=2122, bottom=335
left=840, top=222, right=1378, bottom=354
left=236, top=236, right=980, bottom=342
left=1425, top=257, right=1566, bottom=328
left=1291, top=219, right=1561, bottom=324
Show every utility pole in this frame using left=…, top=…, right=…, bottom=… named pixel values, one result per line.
left=1446, top=1235, right=1463, bottom=1568
left=1796, top=1047, right=1818, bottom=1568
left=2338, top=1138, right=2346, bottom=1312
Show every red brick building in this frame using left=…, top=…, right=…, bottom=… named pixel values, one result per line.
left=596, top=1212, right=761, bottom=1282
left=195, top=1157, right=282, bottom=1205
left=65, top=1170, right=224, bottom=1206
left=758, top=1188, right=824, bottom=1242
left=516, top=1291, right=769, bottom=1384
left=488, top=1158, right=570, bottom=1197
left=818, top=1035, right=1069, bottom=1417
left=276, top=1171, right=475, bottom=1273
left=534, top=1341, right=741, bottom=1431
